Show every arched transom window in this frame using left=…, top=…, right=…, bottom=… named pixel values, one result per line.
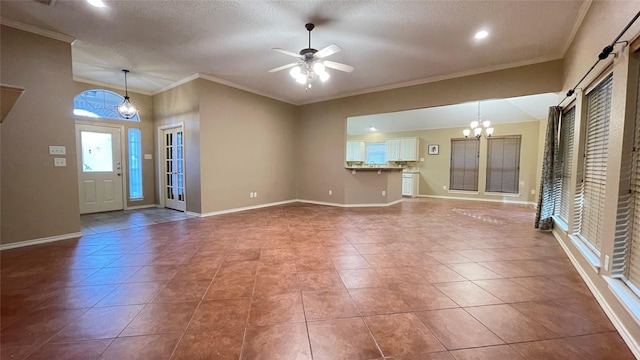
left=74, top=89, right=140, bottom=121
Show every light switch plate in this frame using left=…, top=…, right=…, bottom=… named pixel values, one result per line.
left=54, top=158, right=66, bottom=167
left=144, top=154, right=152, bottom=160
left=49, top=145, right=66, bottom=155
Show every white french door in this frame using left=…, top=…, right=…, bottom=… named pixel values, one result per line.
left=162, top=127, right=186, bottom=211
left=76, top=123, right=124, bottom=214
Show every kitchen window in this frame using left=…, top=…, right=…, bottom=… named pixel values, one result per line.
left=366, top=142, right=386, bottom=164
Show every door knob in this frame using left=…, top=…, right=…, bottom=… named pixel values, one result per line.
left=117, top=173, right=121, bottom=176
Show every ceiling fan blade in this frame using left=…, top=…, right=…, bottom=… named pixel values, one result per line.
left=272, top=48, right=301, bottom=58
left=268, top=63, right=299, bottom=73
left=314, top=44, right=342, bottom=59
left=324, top=60, right=354, bottom=73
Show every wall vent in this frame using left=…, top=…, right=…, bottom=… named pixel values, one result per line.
left=33, top=0, right=56, bottom=6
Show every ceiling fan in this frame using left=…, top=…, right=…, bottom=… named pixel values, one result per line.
left=269, top=23, right=354, bottom=88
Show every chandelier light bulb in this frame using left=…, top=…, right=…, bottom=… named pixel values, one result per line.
left=313, top=62, right=325, bottom=73
left=482, top=120, right=491, bottom=128
left=295, top=74, right=307, bottom=84
left=319, top=71, right=330, bottom=83
left=290, top=66, right=302, bottom=79
left=470, top=120, right=479, bottom=129
left=486, top=127, right=494, bottom=136
left=463, top=129, right=471, bottom=137
left=117, top=96, right=138, bottom=119
left=473, top=127, right=482, bottom=137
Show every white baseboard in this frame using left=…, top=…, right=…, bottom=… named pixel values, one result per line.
left=418, top=194, right=535, bottom=206
left=0, top=232, right=82, bottom=251
left=124, top=204, right=157, bottom=210
left=295, top=198, right=404, bottom=208
left=552, top=230, right=640, bottom=358
left=188, top=200, right=299, bottom=218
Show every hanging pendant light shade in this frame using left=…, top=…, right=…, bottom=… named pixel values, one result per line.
left=116, top=69, right=138, bottom=119
left=463, top=101, right=493, bottom=139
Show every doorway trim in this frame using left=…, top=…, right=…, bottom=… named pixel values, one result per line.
left=75, top=120, right=127, bottom=214
left=157, top=122, right=186, bottom=211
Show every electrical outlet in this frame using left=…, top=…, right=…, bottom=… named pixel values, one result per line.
left=49, top=145, right=66, bottom=155
left=54, top=158, right=66, bottom=167
left=531, top=189, right=536, bottom=195
left=254, top=192, right=258, bottom=197
left=329, top=190, right=332, bottom=195
left=250, top=192, right=253, bottom=198
left=420, top=158, right=424, bottom=162
left=381, top=190, right=386, bottom=196
left=442, top=186, right=447, bottom=190
left=604, top=255, right=610, bottom=271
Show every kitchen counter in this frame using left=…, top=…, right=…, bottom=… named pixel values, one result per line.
left=345, top=166, right=404, bottom=171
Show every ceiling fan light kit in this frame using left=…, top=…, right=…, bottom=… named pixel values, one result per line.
left=270, top=23, right=354, bottom=89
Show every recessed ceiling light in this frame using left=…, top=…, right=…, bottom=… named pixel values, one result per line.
left=87, top=0, right=106, bottom=8
left=370, top=126, right=377, bottom=131
left=475, top=30, right=489, bottom=40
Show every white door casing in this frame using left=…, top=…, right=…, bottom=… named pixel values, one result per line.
left=162, top=126, right=186, bottom=211
left=76, top=123, right=124, bottom=214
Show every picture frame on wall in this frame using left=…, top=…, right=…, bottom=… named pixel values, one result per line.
left=428, top=144, right=439, bottom=155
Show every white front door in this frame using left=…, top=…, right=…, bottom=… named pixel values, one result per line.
left=76, top=124, right=124, bottom=214
left=163, top=127, right=186, bottom=211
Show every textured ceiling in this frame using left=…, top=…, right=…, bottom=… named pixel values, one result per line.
left=1, top=0, right=589, bottom=105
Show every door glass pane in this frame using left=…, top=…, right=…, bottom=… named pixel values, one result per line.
left=81, top=131, right=113, bottom=172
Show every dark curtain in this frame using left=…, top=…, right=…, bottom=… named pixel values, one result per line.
left=535, top=106, right=561, bottom=230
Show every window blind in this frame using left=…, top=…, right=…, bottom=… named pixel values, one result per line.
left=450, top=138, right=479, bottom=191
left=577, top=74, right=613, bottom=252
left=555, top=107, right=576, bottom=223
left=486, top=136, right=521, bottom=193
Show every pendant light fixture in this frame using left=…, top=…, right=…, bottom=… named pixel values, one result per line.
left=116, top=69, right=138, bottom=119
left=463, top=101, right=494, bottom=139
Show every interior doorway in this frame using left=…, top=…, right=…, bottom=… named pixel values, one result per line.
left=161, top=126, right=186, bottom=211
left=76, top=123, right=125, bottom=214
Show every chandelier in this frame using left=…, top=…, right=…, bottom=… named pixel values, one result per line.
left=463, top=101, right=494, bottom=139
left=116, top=69, right=138, bottom=119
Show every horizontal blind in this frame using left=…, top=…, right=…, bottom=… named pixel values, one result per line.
left=486, top=136, right=521, bottom=193
left=626, top=68, right=640, bottom=287
left=578, top=74, right=613, bottom=251
left=450, top=139, right=479, bottom=191
left=558, top=107, right=576, bottom=223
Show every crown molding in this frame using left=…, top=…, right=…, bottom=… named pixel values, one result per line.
left=561, top=0, right=593, bottom=57
left=150, top=74, right=200, bottom=96
left=197, top=73, right=293, bottom=104
left=73, top=76, right=153, bottom=96
left=0, top=17, right=75, bottom=44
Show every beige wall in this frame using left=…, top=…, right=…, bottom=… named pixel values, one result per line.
left=197, top=79, right=298, bottom=213
left=73, top=81, right=156, bottom=208
left=1, top=26, right=79, bottom=244
left=152, top=79, right=201, bottom=213
left=297, top=60, right=563, bottom=205
left=349, top=120, right=542, bottom=203
left=153, top=78, right=298, bottom=215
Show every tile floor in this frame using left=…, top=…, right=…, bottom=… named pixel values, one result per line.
left=80, top=208, right=196, bottom=236
left=0, top=199, right=634, bottom=359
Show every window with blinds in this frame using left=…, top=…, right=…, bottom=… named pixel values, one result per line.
left=450, top=138, right=479, bottom=191
left=554, top=107, right=576, bottom=223
left=576, top=74, right=613, bottom=252
left=485, top=136, right=521, bottom=193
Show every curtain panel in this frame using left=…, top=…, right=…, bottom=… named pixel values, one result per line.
left=535, top=106, right=561, bottom=229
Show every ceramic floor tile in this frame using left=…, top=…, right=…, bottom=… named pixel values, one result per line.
left=449, top=345, right=525, bottom=360
left=51, top=305, right=144, bottom=341
left=297, top=271, right=345, bottom=292
left=338, top=269, right=386, bottom=289
left=120, top=302, right=198, bottom=336
left=472, top=279, right=547, bottom=303
left=100, top=333, right=181, bottom=360
left=25, top=339, right=112, bottom=360
left=171, top=328, right=245, bottom=360
left=248, top=292, right=305, bottom=326
left=563, top=332, right=636, bottom=360
left=307, top=317, right=382, bottom=360
left=348, top=287, right=411, bottom=316
left=364, top=312, right=445, bottom=357
left=188, top=298, right=251, bottom=331
left=434, top=282, right=502, bottom=307
left=390, top=284, right=459, bottom=311
left=465, top=304, right=558, bottom=343
left=510, top=301, right=611, bottom=337
left=416, top=308, right=503, bottom=350
left=242, top=322, right=312, bottom=360
left=510, top=338, right=598, bottom=360
left=302, top=290, right=360, bottom=321
left=445, top=263, right=503, bottom=280
left=331, top=255, right=371, bottom=270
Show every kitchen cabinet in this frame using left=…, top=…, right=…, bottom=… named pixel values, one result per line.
left=346, top=141, right=365, bottom=162
left=385, top=138, right=419, bottom=161
left=402, top=173, right=419, bottom=197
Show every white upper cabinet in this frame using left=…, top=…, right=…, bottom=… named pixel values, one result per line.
left=386, top=138, right=418, bottom=161
left=346, top=141, right=365, bottom=162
